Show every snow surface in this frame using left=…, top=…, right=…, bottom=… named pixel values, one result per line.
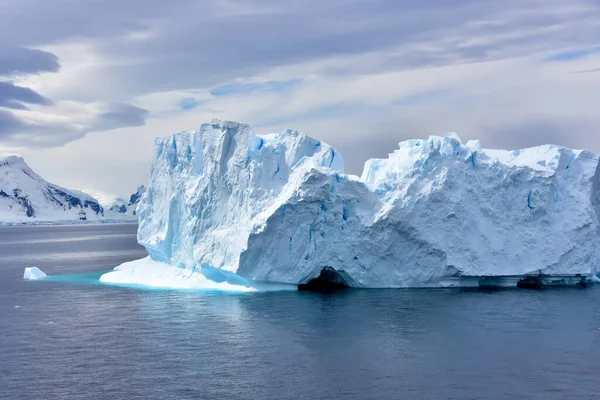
left=104, top=119, right=600, bottom=288
left=23, top=267, right=47, bottom=280
left=0, top=156, right=106, bottom=224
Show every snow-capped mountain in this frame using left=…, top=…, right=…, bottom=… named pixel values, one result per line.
left=108, top=185, right=146, bottom=216
left=101, top=120, right=600, bottom=289
left=0, top=156, right=105, bottom=223
left=108, top=197, right=128, bottom=214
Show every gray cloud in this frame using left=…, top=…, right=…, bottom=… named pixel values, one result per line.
left=0, top=41, right=148, bottom=145
left=0, top=46, right=60, bottom=76
left=2, top=0, right=598, bottom=100
left=90, top=104, right=149, bottom=133
left=571, top=67, right=600, bottom=74
left=97, top=1, right=600, bottom=97
left=0, top=81, right=53, bottom=109
left=0, top=109, right=26, bottom=135
left=0, top=0, right=177, bottom=46
left=0, top=107, right=78, bottom=143
left=0, top=79, right=149, bottom=146
left=0, top=102, right=149, bottom=147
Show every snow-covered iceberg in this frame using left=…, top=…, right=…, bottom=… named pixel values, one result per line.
left=23, top=267, right=47, bottom=280
left=103, top=120, right=600, bottom=288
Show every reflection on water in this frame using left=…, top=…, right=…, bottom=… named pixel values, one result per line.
left=0, top=233, right=136, bottom=246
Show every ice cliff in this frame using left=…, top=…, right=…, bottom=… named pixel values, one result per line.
left=104, top=120, right=600, bottom=288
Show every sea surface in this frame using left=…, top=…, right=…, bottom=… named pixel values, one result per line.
left=1, top=224, right=599, bottom=400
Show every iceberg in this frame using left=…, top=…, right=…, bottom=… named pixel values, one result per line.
left=23, top=267, right=47, bottom=280
left=104, top=120, right=600, bottom=288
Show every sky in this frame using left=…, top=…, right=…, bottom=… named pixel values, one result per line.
left=0, top=0, right=599, bottom=203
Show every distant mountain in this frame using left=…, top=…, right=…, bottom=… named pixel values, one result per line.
left=0, top=156, right=105, bottom=223
left=108, top=185, right=146, bottom=217
left=109, top=197, right=128, bottom=214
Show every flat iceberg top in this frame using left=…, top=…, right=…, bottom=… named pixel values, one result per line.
left=125, top=119, right=600, bottom=288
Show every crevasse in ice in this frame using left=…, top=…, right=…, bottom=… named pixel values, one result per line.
left=104, top=120, right=600, bottom=288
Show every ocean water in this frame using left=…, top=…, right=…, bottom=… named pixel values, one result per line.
left=1, top=224, right=599, bottom=400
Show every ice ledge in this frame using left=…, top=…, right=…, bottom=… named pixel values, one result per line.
left=99, top=257, right=297, bottom=292
left=99, top=257, right=254, bottom=291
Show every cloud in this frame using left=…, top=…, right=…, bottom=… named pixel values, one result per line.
left=546, top=46, right=600, bottom=62
left=178, top=98, right=203, bottom=111
left=0, top=109, right=26, bottom=134
left=571, top=67, right=600, bottom=74
left=89, top=103, right=149, bottom=132
left=10, top=0, right=599, bottom=102
left=0, top=101, right=149, bottom=147
left=0, top=81, right=53, bottom=110
left=0, top=46, right=60, bottom=76
left=0, top=46, right=148, bottom=146
left=210, top=79, right=303, bottom=97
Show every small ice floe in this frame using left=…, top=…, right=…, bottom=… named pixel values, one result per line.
left=23, top=267, right=47, bottom=280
